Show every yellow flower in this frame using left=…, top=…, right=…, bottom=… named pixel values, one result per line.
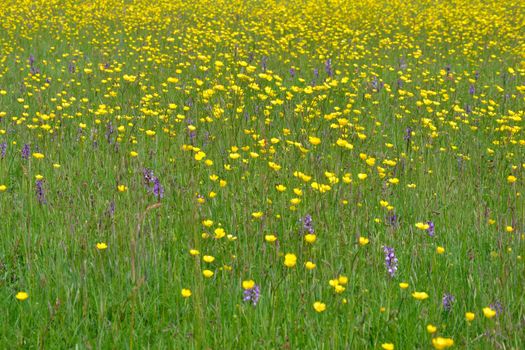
left=313, top=301, right=326, bottom=312
left=275, top=184, right=286, bottom=192
left=265, top=234, right=277, bottom=243
left=338, top=275, right=349, bottom=285
left=465, top=312, right=475, bottom=321
left=242, top=280, right=255, bottom=290
left=0, top=185, right=6, bottom=192
left=130, top=151, right=138, bottom=157
left=284, top=253, right=297, bottom=267
left=432, top=337, right=454, bottom=349
left=359, top=237, right=369, bottom=246
left=145, top=130, right=156, bottom=136
left=304, top=234, right=317, bottom=244
left=83, top=68, right=93, bottom=74
left=357, top=173, right=368, bottom=180
left=483, top=307, right=496, bottom=318
left=202, top=270, right=214, bottom=278
left=214, top=228, right=226, bottom=239
left=252, top=211, right=264, bottom=219
left=415, top=222, right=430, bottom=230
left=505, top=226, right=514, bottom=233
left=96, top=242, right=108, bottom=250
left=189, top=249, right=200, bottom=256
left=35, top=174, right=44, bottom=180
left=203, top=255, right=215, bottom=263
left=309, top=136, right=321, bottom=145
left=53, top=163, right=61, bottom=168
left=412, top=291, right=429, bottom=300
left=436, top=246, right=445, bottom=254
left=202, top=219, right=213, bottom=227
left=507, top=175, right=517, bottom=183
left=32, top=152, right=45, bottom=159
left=117, top=185, right=128, bottom=192
left=305, top=261, right=316, bottom=270
left=16, top=291, right=29, bottom=301
left=194, top=151, right=206, bottom=161
left=427, top=324, right=437, bottom=333
left=388, top=178, right=399, bottom=185
left=181, top=289, right=192, bottom=298
left=399, top=282, right=409, bottom=289
left=381, top=343, right=394, bottom=350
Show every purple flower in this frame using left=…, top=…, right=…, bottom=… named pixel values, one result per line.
left=324, top=59, right=333, bottom=77
left=143, top=168, right=164, bottom=199
left=383, top=246, right=398, bottom=277
left=289, top=67, right=296, bottom=78
left=442, top=293, right=455, bottom=311
left=301, top=214, right=314, bottom=234
left=427, top=221, right=435, bottom=237
left=489, top=300, right=503, bottom=317
left=153, top=177, right=164, bottom=199
left=387, top=213, right=398, bottom=228
left=0, top=142, right=6, bottom=159
left=21, top=144, right=30, bottom=160
left=243, top=285, right=260, bottom=306
left=404, top=127, right=412, bottom=142
left=35, top=179, right=46, bottom=204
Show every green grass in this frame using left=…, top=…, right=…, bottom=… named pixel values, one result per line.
left=0, top=0, right=524, bottom=348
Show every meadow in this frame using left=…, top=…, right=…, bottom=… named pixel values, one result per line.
left=0, top=0, right=524, bottom=348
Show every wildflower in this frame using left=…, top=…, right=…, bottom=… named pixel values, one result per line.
left=381, top=343, right=394, bottom=350
left=301, top=214, right=314, bottom=234
left=427, top=324, right=437, bottom=333
left=16, top=292, right=29, bottom=301
left=309, top=136, right=321, bottom=145
left=21, top=144, right=30, bottom=159
left=383, top=246, right=398, bottom=277
left=130, top=151, right=138, bottom=157
left=465, top=312, right=475, bottom=321
left=304, top=234, right=317, bottom=244
left=359, top=237, right=369, bottom=246
left=252, top=211, right=263, bottom=219
left=442, top=293, right=455, bottom=311
left=32, top=152, right=45, bottom=159
left=96, top=242, right=108, bottom=250
left=305, top=261, right=316, bottom=270
left=203, top=255, right=215, bottom=263
left=0, top=142, right=6, bottom=158
left=399, top=282, right=409, bottom=289
left=427, top=221, right=435, bottom=236
left=0, top=185, right=6, bottom=192
left=415, top=222, right=430, bottom=230
left=284, top=253, right=297, bottom=267
left=202, top=270, right=214, bottom=278
left=214, top=228, right=226, bottom=239
left=357, top=173, right=368, bottom=180
left=35, top=179, right=46, bottom=204
left=436, top=246, right=445, bottom=254
left=264, top=234, right=277, bottom=243
left=117, top=185, right=128, bottom=192
left=242, top=280, right=255, bottom=290
left=181, top=289, right=192, bottom=298
left=189, top=249, right=200, bottom=256
left=507, top=175, right=517, bottom=183
left=313, top=301, right=326, bottom=313
left=243, top=283, right=260, bottom=306
left=338, top=276, right=348, bottom=285
left=431, top=337, right=454, bottom=349
left=412, top=291, right=429, bottom=300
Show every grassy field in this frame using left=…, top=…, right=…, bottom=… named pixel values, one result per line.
left=0, top=0, right=524, bottom=348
